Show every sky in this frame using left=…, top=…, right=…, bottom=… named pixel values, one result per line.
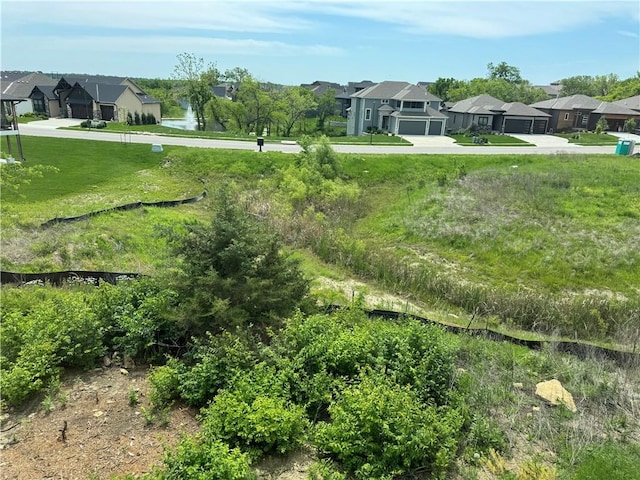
left=1, top=0, right=639, bottom=87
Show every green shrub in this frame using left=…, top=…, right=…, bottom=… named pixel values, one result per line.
left=200, top=365, right=308, bottom=460
left=273, top=310, right=457, bottom=414
left=176, top=331, right=257, bottom=407
left=148, top=358, right=183, bottom=409
left=93, top=278, right=178, bottom=360
left=156, top=437, right=255, bottom=480
left=315, top=373, right=464, bottom=479
left=0, top=288, right=104, bottom=406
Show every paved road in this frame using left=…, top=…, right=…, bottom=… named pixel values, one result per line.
left=18, top=119, right=626, bottom=156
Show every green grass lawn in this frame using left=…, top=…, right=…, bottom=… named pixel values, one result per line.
left=67, top=122, right=411, bottom=145
left=450, top=134, right=534, bottom=146
left=557, top=132, right=620, bottom=145
left=3, top=136, right=639, bottom=343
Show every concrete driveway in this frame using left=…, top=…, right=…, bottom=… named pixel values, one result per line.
left=508, top=134, right=571, bottom=147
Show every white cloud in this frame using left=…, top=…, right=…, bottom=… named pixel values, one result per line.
left=4, top=0, right=638, bottom=39
left=5, top=34, right=344, bottom=57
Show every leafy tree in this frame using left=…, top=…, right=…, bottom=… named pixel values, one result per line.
left=602, top=72, right=640, bottom=101
left=169, top=185, right=309, bottom=335
left=277, top=86, right=317, bottom=137
left=447, top=77, right=547, bottom=104
left=173, top=52, right=221, bottom=131
left=235, top=77, right=274, bottom=135
left=559, top=74, right=620, bottom=97
left=428, top=77, right=464, bottom=102
left=315, top=88, right=338, bottom=130
left=223, top=67, right=251, bottom=84
left=487, top=61, right=523, bottom=84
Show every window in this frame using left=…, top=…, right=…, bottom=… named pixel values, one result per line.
left=365, top=108, right=371, bottom=121
left=478, top=116, right=489, bottom=126
left=403, top=101, right=424, bottom=109
left=32, top=97, right=46, bottom=113
left=564, top=113, right=570, bottom=121
left=582, top=115, right=588, bottom=125
left=381, top=99, right=389, bottom=104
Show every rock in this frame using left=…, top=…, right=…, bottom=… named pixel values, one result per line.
left=102, top=355, right=112, bottom=367
left=119, top=368, right=129, bottom=375
left=535, top=379, right=577, bottom=412
left=513, top=382, right=524, bottom=389
left=123, top=354, right=135, bottom=369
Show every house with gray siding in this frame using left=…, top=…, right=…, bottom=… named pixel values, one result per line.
left=530, top=94, right=639, bottom=132
left=445, top=94, right=550, bottom=134
left=347, top=81, right=447, bottom=136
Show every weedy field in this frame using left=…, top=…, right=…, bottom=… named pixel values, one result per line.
left=1, top=136, right=639, bottom=479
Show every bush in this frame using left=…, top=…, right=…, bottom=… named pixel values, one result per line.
left=93, top=278, right=178, bottom=360
left=200, top=366, right=309, bottom=460
left=134, top=111, right=141, bottom=125
left=176, top=331, right=258, bottom=407
left=315, top=373, right=464, bottom=479
left=157, top=436, right=255, bottom=480
left=0, top=288, right=105, bottom=406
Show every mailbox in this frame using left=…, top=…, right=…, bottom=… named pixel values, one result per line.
left=257, top=137, right=264, bottom=152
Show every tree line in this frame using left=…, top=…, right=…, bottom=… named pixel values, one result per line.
left=136, top=55, right=640, bottom=135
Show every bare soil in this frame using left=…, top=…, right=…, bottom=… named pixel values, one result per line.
left=0, top=366, right=200, bottom=480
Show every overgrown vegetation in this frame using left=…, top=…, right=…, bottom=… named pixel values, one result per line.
left=2, top=135, right=639, bottom=478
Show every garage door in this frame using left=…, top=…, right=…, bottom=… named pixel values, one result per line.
left=428, top=120, right=443, bottom=135
left=504, top=119, right=532, bottom=134
left=532, top=119, right=547, bottom=134
left=70, top=104, right=91, bottom=119
left=100, top=105, right=115, bottom=121
left=398, top=120, right=427, bottom=135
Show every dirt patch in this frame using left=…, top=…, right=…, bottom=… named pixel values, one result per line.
left=0, top=366, right=200, bottom=480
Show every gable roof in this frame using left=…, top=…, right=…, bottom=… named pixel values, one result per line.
left=301, top=80, right=341, bottom=96
left=1, top=72, right=57, bottom=98
left=612, top=95, right=640, bottom=112
left=530, top=94, right=602, bottom=111
left=352, top=81, right=441, bottom=102
left=80, top=82, right=128, bottom=103
left=30, top=85, right=58, bottom=100
left=391, top=84, right=441, bottom=102
left=592, top=101, right=638, bottom=116
left=63, top=74, right=128, bottom=85
left=352, top=81, right=410, bottom=99
left=390, top=105, right=447, bottom=119
left=501, top=102, right=550, bottom=117
left=447, top=94, right=506, bottom=114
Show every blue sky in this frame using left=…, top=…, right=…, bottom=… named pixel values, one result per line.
left=1, top=0, right=639, bottom=86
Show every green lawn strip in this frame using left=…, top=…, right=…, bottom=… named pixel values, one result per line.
left=557, top=132, right=620, bottom=145
left=64, top=123, right=411, bottom=145
left=450, top=134, right=534, bottom=146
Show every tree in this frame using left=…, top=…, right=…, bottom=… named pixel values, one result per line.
left=595, top=116, right=609, bottom=134
left=447, top=77, right=547, bottom=104
left=170, top=186, right=309, bottom=335
left=223, top=67, right=251, bottom=84
left=235, top=77, right=275, bottom=135
left=173, top=52, right=220, bottom=131
left=428, top=77, right=464, bottom=102
left=277, top=86, right=317, bottom=137
left=624, top=118, right=637, bottom=133
left=315, top=88, right=338, bottom=131
left=487, top=61, right=523, bottom=84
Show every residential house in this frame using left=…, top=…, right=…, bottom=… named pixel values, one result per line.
left=530, top=94, right=639, bottom=132
left=445, top=94, right=550, bottom=134
left=335, top=80, right=376, bottom=117
left=0, top=71, right=57, bottom=115
left=534, top=81, right=563, bottom=99
left=347, top=81, right=447, bottom=136
left=36, top=75, right=161, bottom=121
